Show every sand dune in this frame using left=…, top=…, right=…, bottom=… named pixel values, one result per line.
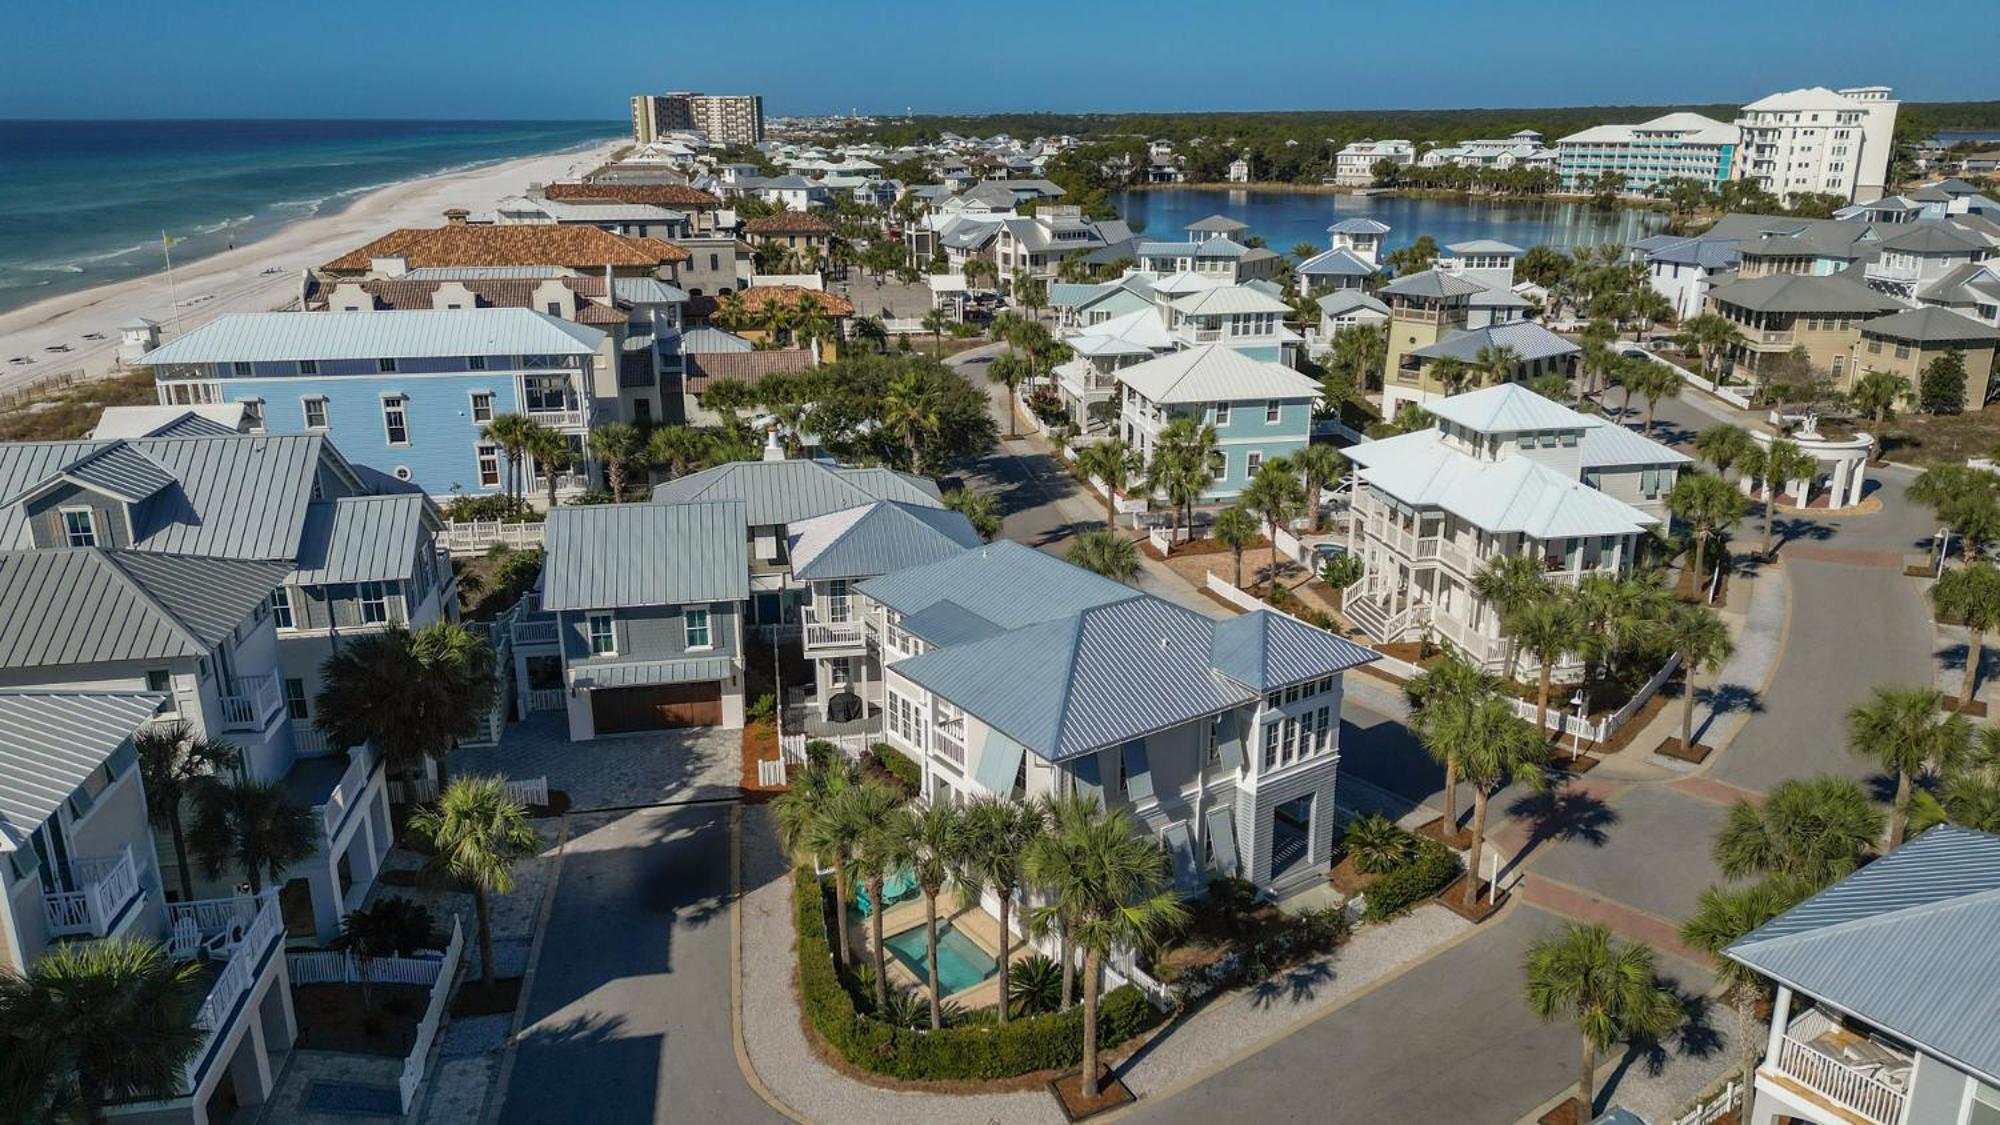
left=0, top=140, right=625, bottom=393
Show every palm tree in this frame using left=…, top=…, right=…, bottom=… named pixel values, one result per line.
left=645, top=424, right=708, bottom=478
left=1145, top=418, right=1217, bottom=547
left=1743, top=439, right=1816, bottom=557
left=0, top=939, right=204, bottom=1120
left=1429, top=357, right=1473, bottom=396
left=880, top=369, right=942, bottom=472
left=1676, top=313, right=1746, bottom=381
left=1669, top=473, right=1747, bottom=599
left=1067, top=530, right=1141, bottom=583
left=410, top=620, right=500, bottom=788
left=1514, top=597, right=1582, bottom=739
left=1681, top=879, right=1805, bottom=1086
left=1933, top=561, right=2000, bottom=709
left=961, top=797, right=1048, bottom=1024
left=1473, top=343, right=1521, bottom=390
left=1472, top=555, right=1550, bottom=682
left=1714, top=776, right=1882, bottom=890
left=1455, top=697, right=1549, bottom=904
left=942, top=488, right=1001, bottom=542
left=1523, top=924, right=1685, bottom=1117
left=1663, top=604, right=1734, bottom=755
left=480, top=413, right=536, bottom=506
left=525, top=423, right=574, bottom=511
left=410, top=774, right=541, bottom=989
left=587, top=422, right=644, bottom=501
left=134, top=720, right=238, bottom=901
left=920, top=307, right=951, bottom=354
left=887, top=801, right=965, bottom=1030
left=1293, top=443, right=1346, bottom=533
left=319, top=624, right=499, bottom=797
left=715, top=290, right=751, bottom=332
left=841, top=780, right=908, bottom=1011
left=1405, top=654, right=1496, bottom=838
left=1850, top=369, right=1911, bottom=434
left=1075, top=440, right=1140, bottom=529
left=188, top=777, right=315, bottom=894
left=1846, top=686, right=1971, bottom=848
left=1692, top=424, right=1753, bottom=480
left=987, top=351, right=1032, bottom=439
left=774, top=760, right=857, bottom=965
left=1242, top=457, right=1305, bottom=586
left=1025, top=803, right=1187, bottom=1099
left=1909, top=465, right=2000, bottom=564
left=337, top=896, right=435, bottom=1017
left=1633, top=362, right=1681, bottom=434
left=1212, top=505, right=1259, bottom=588
left=851, top=315, right=888, bottom=354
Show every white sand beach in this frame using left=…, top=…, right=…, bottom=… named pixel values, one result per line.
left=0, top=140, right=625, bottom=392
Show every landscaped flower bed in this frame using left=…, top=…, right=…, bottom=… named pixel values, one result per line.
left=1146, top=878, right=1352, bottom=1006
left=792, top=869, right=1162, bottom=1082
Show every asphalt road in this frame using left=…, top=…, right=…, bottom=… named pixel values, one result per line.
left=498, top=802, right=784, bottom=1125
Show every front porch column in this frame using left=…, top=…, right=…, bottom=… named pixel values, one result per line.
left=1763, top=984, right=1792, bottom=1064
left=1847, top=459, right=1868, bottom=507
left=308, top=852, right=341, bottom=943
left=226, top=1011, right=274, bottom=1109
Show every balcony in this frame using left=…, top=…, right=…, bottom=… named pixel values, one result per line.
left=801, top=604, right=866, bottom=655
left=511, top=613, right=559, bottom=646
left=1765, top=1007, right=1909, bottom=1125
left=310, top=744, right=376, bottom=843
left=932, top=722, right=967, bottom=768
left=524, top=405, right=587, bottom=429
left=171, top=894, right=283, bottom=1091
left=42, top=845, right=144, bottom=938
left=219, top=674, right=285, bottom=732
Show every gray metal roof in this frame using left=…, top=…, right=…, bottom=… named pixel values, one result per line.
left=292, top=495, right=432, bottom=585
left=0, top=692, right=166, bottom=850
left=787, top=501, right=980, bottom=581
left=1726, top=826, right=2000, bottom=1085
left=1708, top=274, right=1906, bottom=316
left=569, top=656, right=734, bottom=690
left=650, top=459, right=942, bottom=527
left=1380, top=269, right=1487, bottom=299
left=1859, top=305, right=2000, bottom=343
left=858, top=539, right=1133, bottom=636
left=1298, top=247, right=1379, bottom=277
left=141, top=309, right=603, bottom=365
left=541, top=501, right=749, bottom=611
left=1412, top=322, right=1581, bottom=364
left=1209, top=610, right=1378, bottom=690
left=0, top=550, right=290, bottom=667
left=1185, top=215, right=1248, bottom=233
left=0, top=433, right=341, bottom=560
left=1328, top=218, right=1392, bottom=235
left=59, top=441, right=179, bottom=503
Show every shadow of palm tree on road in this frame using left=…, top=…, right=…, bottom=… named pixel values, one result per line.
left=1498, top=787, right=1619, bottom=881
left=1691, top=683, right=1764, bottom=745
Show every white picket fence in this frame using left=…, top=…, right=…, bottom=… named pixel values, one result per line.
left=1645, top=348, right=1755, bottom=409
left=1673, top=1078, right=1743, bottom=1125
left=441, top=519, right=545, bottom=555
left=288, top=947, right=450, bottom=987
left=391, top=775, right=549, bottom=807
left=399, top=915, right=466, bottom=1112
left=777, top=731, right=870, bottom=761
left=756, top=759, right=788, bottom=787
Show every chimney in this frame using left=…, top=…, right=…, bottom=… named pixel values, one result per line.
left=443, top=208, right=470, bottom=225
left=762, top=426, right=785, bottom=462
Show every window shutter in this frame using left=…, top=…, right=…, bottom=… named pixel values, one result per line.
left=1121, top=739, right=1154, bottom=802
left=1216, top=711, right=1243, bottom=771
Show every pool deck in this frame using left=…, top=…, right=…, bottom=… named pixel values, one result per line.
left=850, top=898, right=1030, bottom=1012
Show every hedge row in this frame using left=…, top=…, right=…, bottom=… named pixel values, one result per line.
left=792, top=869, right=1161, bottom=1081
left=1361, top=834, right=1462, bottom=922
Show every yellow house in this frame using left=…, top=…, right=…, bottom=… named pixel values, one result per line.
left=1851, top=306, right=2000, bottom=409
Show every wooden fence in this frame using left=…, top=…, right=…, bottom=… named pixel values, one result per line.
left=398, top=915, right=465, bottom=1112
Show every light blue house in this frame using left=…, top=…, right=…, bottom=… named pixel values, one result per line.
left=141, top=309, right=605, bottom=500
left=1115, top=343, right=1323, bottom=499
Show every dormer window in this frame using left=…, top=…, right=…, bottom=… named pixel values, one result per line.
left=61, top=509, right=97, bottom=547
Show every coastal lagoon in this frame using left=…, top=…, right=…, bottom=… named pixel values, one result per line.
left=1114, top=188, right=1670, bottom=255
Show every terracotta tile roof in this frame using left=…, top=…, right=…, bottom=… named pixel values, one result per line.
left=744, top=212, right=834, bottom=235
left=575, top=301, right=629, bottom=325
left=322, top=224, right=689, bottom=273
left=314, top=275, right=618, bottom=312
left=735, top=285, right=855, bottom=317
left=543, top=182, right=723, bottom=209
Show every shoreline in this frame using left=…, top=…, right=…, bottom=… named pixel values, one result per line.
left=0, top=137, right=626, bottom=391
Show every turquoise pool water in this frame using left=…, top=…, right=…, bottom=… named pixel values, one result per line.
left=884, top=923, right=998, bottom=995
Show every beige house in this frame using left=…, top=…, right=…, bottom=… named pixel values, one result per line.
left=1851, top=306, right=2000, bottom=408
left=1705, top=273, right=1902, bottom=388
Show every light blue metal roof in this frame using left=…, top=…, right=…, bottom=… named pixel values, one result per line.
left=1210, top=610, right=1378, bottom=691
left=141, top=309, right=603, bottom=365
left=651, top=459, right=942, bottom=527
left=1327, top=218, right=1391, bottom=235
left=569, top=656, right=735, bottom=690
left=1298, top=247, right=1378, bottom=277
left=787, top=501, right=980, bottom=581
left=542, top=501, right=748, bottom=611
left=292, top=495, right=432, bottom=585
left=0, top=691, right=166, bottom=850
left=1727, top=826, right=2000, bottom=1085
left=857, top=540, right=1131, bottom=634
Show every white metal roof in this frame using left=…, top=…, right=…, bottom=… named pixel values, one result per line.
left=0, top=692, right=166, bottom=850
left=141, top=310, right=603, bottom=365
left=1427, top=383, right=1598, bottom=434
left=1347, top=429, right=1659, bottom=538
left=1116, top=344, right=1321, bottom=405
left=1168, top=286, right=1293, bottom=317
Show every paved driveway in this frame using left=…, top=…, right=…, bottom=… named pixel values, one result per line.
left=455, top=714, right=743, bottom=810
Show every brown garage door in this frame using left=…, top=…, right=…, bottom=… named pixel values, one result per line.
left=592, top=682, right=723, bottom=733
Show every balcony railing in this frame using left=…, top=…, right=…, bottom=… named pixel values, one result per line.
left=219, top=674, right=284, bottom=732
left=42, top=845, right=143, bottom=938
left=1769, top=1008, right=1910, bottom=1125
left=524, top=406, right=587, bottom=429
left=180, top=894, right=283, bottom=1089
left=313, top=744, right=375, bottom=842
left=932, top=723, right=967, bottom=768
left=801, top=605, right=866, bottom=653
left=511, top=615, right=559, bottom=646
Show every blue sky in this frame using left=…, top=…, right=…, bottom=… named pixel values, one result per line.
left=3, top=0, right=1995, bottom=119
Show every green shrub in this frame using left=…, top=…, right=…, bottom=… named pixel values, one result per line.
left=791, top=869, right=1162, bottom=1080
left=1362, top=835, right=1461, bottom=922
left=869, top=742, right=922, bottom=791
left=1342, top=814, right=1420, bottom=875
left=746, top=693, right=777, bottom=723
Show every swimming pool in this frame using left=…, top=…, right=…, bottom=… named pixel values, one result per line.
left=883, top=922, right=999, bottom=996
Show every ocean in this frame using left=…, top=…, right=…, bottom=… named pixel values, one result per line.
left=0, top=119, right=623, bottom=314
left=1114, top=189, right=1669, bottom=257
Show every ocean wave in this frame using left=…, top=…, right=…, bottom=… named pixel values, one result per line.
left=24, top=240, right=152, bottom=271
left=192, top=214, right=255, bottom=235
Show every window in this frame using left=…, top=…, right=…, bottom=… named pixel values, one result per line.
left=61, top=508, right=97, bottom=547
left=377, top=358, right=397, bottom=373
left=302, top=397, right=328, bottom=429
left=468, top=355, right=486, bottom=371
left=684, top=606, right=713, bottom=650
left=358, top=581, right=389, bottom=624
left=477, top=443, right=501, bottom=488
left=1265, top=400, right=1281, bottom=423
left=545, top=301, right=562, bottom=316
left=1206, top=715, right=1224, bottom=766
left=1247, top=452, right=1265, bottom=477
left=284, top=679, right=309, bottom=721
left=232, top=361, right=254, bottom=377
left=470, top=392, right=495, bottom=423
left=587, top=613, right=616, bottom=655
left=382, top=396, right=410, bottom=445
left=298, top=359, right=318, bottom=376
left=1314, top=706, right=1331, bottom=752
left=240, top=398, right=265, bottom=432
left=1262, top=722, right=1279, bottom=770
left=1212, top=401, right=1230, bottom=426
left=270, top=588, right=295, bottom=629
